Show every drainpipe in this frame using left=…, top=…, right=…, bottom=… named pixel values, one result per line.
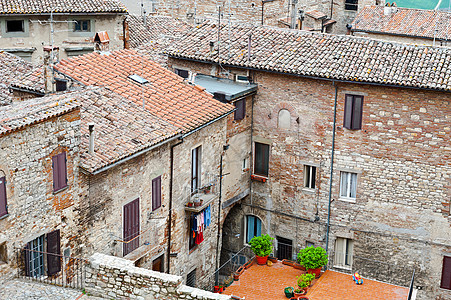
left=249, top=94, right=255, bottom=206
left=167, top=139, right=184, bottom=273
left=325, top=82, right=338, bottom=266
left=215, top=144, right=228, bottom=285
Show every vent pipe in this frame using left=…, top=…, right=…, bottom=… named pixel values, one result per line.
left=88, top=123, right=95, bottom=155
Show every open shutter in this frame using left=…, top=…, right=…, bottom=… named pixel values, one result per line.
left=0, top=176, right=7, bottom=217
left=255, top=217, right=261, bottom=237
left=47, top=229, right=61, bottom=276
left=343, top=95, right=353, bottom=129
left=23, top=244, right=30, bottom=277
left=52, top=155, right=59, bottom=191
left=352, top=96, right=363, bottom=130
left=441, top=256, right=451, bottom=290
left=247, top=216, right=254, bottom=243
left=197, top=147, right=202, bottom=189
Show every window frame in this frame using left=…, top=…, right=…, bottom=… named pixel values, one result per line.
left=174, top=68, right=190, bottom=79
left=245, top=215, right=262, bottom=244
left=303, top=165, right=317, bottom=190
left=52, top=152, right=68, bottom=193
left=1, top=18, right=29, bottom=37
left=344, top=0, right=358, bottom=11
left=254, top=142, right=270, bottom=177
left=339, top=171, right=358, bottom=202
left=191, top=146, right=202, bottom=194
left=343, top=94, right=364, bottom=130
left=69, top=19, right=94, bottom=37
left=334, top=237, right=353, bottom=270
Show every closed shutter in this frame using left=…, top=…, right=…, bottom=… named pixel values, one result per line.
left=46, top=229, right=61, bottom=276
left=152, top=176, right=161, bottom=211
left=352, top=96, right=363, bottom=130
left=441, top=256, right=451, bottom=290
left=234, top=99, right=246, bottom=120
left=0, top=176, right=7, bottom=217
left=343, top=95, right=353, bottom=129
left=52, top=152, right=67, bottom=191
left=123, top=199, right=140, bottom=256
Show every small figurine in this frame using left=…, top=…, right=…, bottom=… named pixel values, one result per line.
left=353, top=272, right=363, bottom=285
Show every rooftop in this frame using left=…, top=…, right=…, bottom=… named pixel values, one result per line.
left=223, top=260, right=409, bottom=300
left=166, top=22, right=451, bottom=92
left=194, top=74, right=258, bottom=102
left=55, top=49, right=234, bottom=133
left=11, top=66, right=45, bottom=95
left=352, top=5, right=451, bottom=41
left=0, top=0, right=127, bottom=14
left=0, top=51, right=33, bottom=105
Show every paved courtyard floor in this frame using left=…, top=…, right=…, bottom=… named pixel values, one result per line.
left=0, top=279, right=104, bottom=300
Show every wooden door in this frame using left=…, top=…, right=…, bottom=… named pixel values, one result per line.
left=123, top=199, right=140, bottom=256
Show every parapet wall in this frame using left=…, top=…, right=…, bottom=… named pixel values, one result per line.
left=85, top=253, right=231, bottom=300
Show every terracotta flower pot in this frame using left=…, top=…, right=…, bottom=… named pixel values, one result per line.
left=308, top=267, right=322, bottom=278
left=256, top=255, right=269, bottom=265
left=214, top=286, right=220, bottom=293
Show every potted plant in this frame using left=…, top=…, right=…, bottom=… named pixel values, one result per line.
left=203, top=184, right=212, bottom=194
left=248, top=234, right=274, bottom=265
left=297, top=273, right=315, bottom=291
left=297, top=246, right=328, bottom=278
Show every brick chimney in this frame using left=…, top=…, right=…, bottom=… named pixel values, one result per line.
left=43, top=46, right=59, bottom=93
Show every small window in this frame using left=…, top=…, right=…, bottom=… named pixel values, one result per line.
left=334, top=237, right=353, bottom=268
left=344, top=94, right=364, bottom=130
left=340, top=172, right=357, bottom=200
left=304, top=165, right=316, bottom=189
left=441, top=256, right=451, bottom=290
left=234, top=99, right=246, bottom=120
left=246, top=215, right=262, bottom=243
left=345, top=0, right=358, bottom=11
left=278, top=109, right=291, bottom=129
left=235, top=74, right=249, bottom=83
left=74, top=20, right=90, bottom=32
left=52, top=152, right=67, bottom=192
left=186, top=268, right=196, bottom=287
left=189, top=215, right=197, bottom=250
left=243, top=157, right=249, bottom=171
left=6, top=20, right=24, bottom=32
left=0, top=242, right=7, bottom=264
left=152, top=176, right=162, bottom=211
left=25, top=235, right=45, bottom=277
left=254, top=142, right=270, bottom=177
left=0, top=176, right=7, bottom=218
left=55, top=79, right=67, bottom=92
left=175, top=68, right=189, bottom=79
left=306, top=241, right=315, bottom=248
left=152, top=254, right=164, bottom=272
left=191, top=146, right=202, bottom=193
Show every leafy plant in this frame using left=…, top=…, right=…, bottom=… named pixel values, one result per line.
left=297, top=273, right=315, bottom=289
left=297, top=246, right=328, bottom=270
left=248, top=234, right=274, bottom=257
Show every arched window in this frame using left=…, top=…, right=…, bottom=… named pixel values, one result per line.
left=278, top=109, right=291, bottom=129
left=246, top=215, right=262, bottom=243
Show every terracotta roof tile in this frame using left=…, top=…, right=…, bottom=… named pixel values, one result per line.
left=166, top=22, right=451, bottom=91
left=0, top=51, right=33, bottom=105
left=0, top=0, right=127, bottom=14
left=352, top=5, right=451, bottom=41
left=55, top=49, right=234, bottom=133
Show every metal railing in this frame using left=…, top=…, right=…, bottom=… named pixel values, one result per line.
left=16, top=248, right=87, bottom=290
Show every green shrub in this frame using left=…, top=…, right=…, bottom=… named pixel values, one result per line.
left=296, top=273, right=315, bottom=289
left=248, top=234, right=274, bottom=257
left=297, top=246, right=328, bottom=270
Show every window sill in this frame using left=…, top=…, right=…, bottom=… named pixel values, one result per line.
left=302, top=188, right=315, bottom=194
left=189, top=245, right=198, bottom=255
left=53, top=185, right=69, bottom=195
left=338, top=197, right=356, bottom=203
left=251, top=174, right=268, bottom=182
left=0, top=213, right=9, bottom=220
left=333, top=265, right=352, bottom=271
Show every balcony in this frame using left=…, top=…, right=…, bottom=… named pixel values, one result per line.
left=184, top=171, right=217, bottom=213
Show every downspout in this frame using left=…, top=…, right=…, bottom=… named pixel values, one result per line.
left=330, top=0, right=334, bottom=20
left=215, top=151, right=225, bottom=285
left=167, top=138, right=184, bottom=273
left=325, top=82, right=338, bottom=267
left=249, top=94, right=255, bottom=206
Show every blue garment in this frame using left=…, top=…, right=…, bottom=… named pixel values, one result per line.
left=204, top=205, right=211, bottom=227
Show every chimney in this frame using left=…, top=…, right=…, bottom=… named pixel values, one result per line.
left=290, top=0, right=298, bottom=29
left=88, top=123, right=95, bottom=155
left=384, top=2, right=397, bottom=16
left=94, top=31, right=110, bottom=52
left=43, top=46, right=59, bottom=93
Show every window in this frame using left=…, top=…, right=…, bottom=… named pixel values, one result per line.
left=189, top=215, right=197, bottom=250
left=6, top=20, right=24, bottom=32
left=234, top=98, right=246, bottom=120
left=186, top=268, right=196, bottom=287
left=278, top=109, right=291, bottom=129
left=235, top=74, right=249, bottom=83
left=55, top=79, right=67, bottom=92
left=152, top=254, right=164, bottom=272
left=334, top=237, right=353, bottom=269
left=345, top=0, right=358, bottom=11
left=254, top=142, right=270, bottom=177
left=123, top=199, right=140, bottom=256
left=246, top=215, right=262, bottom=243
left=306, top=241, right=315, bottom=248
left=52, top=152, right=67, bottom=192
left=24, top=230, right=61, bottom=278
left=191, top=146, right=202, bottom=193
left=152, top=176, right=161, bottom=211
left=175, top=68, right=189, bottom=79
left=303, top=165, right=316, bottom=189
left=441, top=256, right=451, bottom=290
left=344, top=94, right=363, bottom=130
left=74, top=20, right=90, bottom=32
left=0, top=176, right=7, bottom=218
left=25, top=235, right=44, bottom=277
left=340, top=172, right=357, bottom=200
left=277, top=236, right=293, bottom=260
left=0, top=242, right=7, bottom=264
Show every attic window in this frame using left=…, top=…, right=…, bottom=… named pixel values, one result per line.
left=129, top=74, right=149, bottom=84
left=6, top=20, right=24, bottom=32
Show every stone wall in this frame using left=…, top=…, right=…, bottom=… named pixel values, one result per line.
left=0, top=108, right=81, bottom=279
left=85, top=253, right=232, bottom=300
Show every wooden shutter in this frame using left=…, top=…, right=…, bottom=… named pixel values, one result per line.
left=343, top=95, right=353, bottom=129
left=254, top=143, right=269, bottom=177
left=234, top=99, right=246, bottom=120
left=352, top=96, right=363, bottom=130
left=441, top=256, right=451, bottom=290
left=152, top=176, right=161, bottom=211
left=46, top=229, right=61, bottom=276
left=52, top=155, right=59, bottom=191
left=52, top=152, right=67, bottom=191
left=23, top=244, right=30, bottom=277
left=123, top=199, right=140, bottom=256
left=0, top=176, right=7, bottom=217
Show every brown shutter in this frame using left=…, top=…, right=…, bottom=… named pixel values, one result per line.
left=58, top=152, right=67, bottom=189
left=0, top=176, right=7, bottom=217
left=123, top=199, right=140, bottom=256
left=234, top=99, right=246, bottom=120
left=152, top=176, right=161, bottom=211
left=441, top=256, right=451, bottom=290
left=343, top=95, right=353, bottom=129
left=46, top=229, right=61, bottom=276
left=52, top=155, right=59, bottom=191
left=352, top=96, right=363, bottom=130
left=23, top=244, right=30, bottom=277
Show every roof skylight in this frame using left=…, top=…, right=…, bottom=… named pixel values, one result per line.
left=128, top=74, right=149, bottom=84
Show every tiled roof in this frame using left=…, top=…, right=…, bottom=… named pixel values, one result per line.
left=127, top=15, right=191, bottom=48
left=0, top=0, right=127, bottom=14
left=0, top=51, right=33, bottom=105
left=55, top=49, right=234, bottom=133
left=77, top=87, right=180, bottom=173
left=0, top=93, right=79, bottom=137
left=11, top=66, right=45, bottom=94
left=305, top=10, right=327, bottom=20
left=166, top=22, right=451, bottom=91
left=352, top=6, right=451, bottom=41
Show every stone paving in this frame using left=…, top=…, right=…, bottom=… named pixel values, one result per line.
left=0, top=279, right=105, bottom=300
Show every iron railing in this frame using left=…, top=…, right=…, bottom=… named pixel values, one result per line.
left=16, top=248, right=87, bottom=290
